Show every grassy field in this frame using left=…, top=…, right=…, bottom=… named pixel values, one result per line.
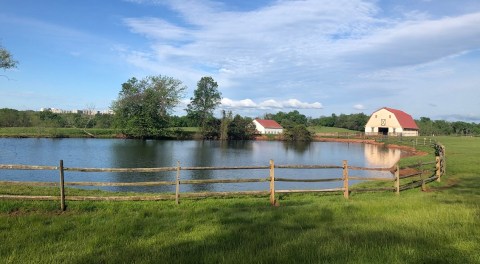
left=1, top=136, right=479, bottom=263
left=0, top=127, right=199, bottom=139
left=308, top=126, right=358, bottom=133
left=0, top=127, right=119, bottom=138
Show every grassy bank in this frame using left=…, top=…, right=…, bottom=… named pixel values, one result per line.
left=0, top=127, right=199, bottom=139
left=1, top=136, right=479, bottom=263
left=0, top=127, right=119, bottom=138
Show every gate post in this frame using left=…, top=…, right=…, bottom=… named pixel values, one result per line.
left=395, top=164, right=400, bottom=195
left=436, top=156, right=441, bottom=182
left=343, top=160, right=349, bottom=199
left=59, top=160, right=66, bottom=211
left=269, top=159, right=276, bottom=206
left=175, top=161, right=180, bottom=205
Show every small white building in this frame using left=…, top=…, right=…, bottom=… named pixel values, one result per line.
left=365, top=107, right=419, bottom=137
left=253, top=119, right=283, bottom=134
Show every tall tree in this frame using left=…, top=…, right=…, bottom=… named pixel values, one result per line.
left=228, top=115, right=256, bottom=140
left=0, top=45, right=17, bottom=70
left=186, top=76, right=222, bottom=134
left=219, top=110, right=233, bottom=140
left=1, top=45, right=18, bottom=79
left=111, top=75, right=186, bottom=138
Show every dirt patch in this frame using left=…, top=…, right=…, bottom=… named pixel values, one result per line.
left=313, top=137, right=381, bottom=145
left=398, top=167, right=419, bottom=177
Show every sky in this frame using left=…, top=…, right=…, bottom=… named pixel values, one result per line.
left=1, top=0, right=480, bottom=122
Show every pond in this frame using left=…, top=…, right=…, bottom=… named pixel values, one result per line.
left=0, top=138, right=402, bottom=193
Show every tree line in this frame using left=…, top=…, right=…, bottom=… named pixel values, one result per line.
left=416, top=117, right=480, bottom=136
left=2, top=71, right=479, bottom=138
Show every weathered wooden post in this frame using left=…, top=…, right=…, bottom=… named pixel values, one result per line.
left=395, top=164, right=400, bottom=195
left=59, top=160, right=66, bottom=211
left=175, top=161, right=180, bottom=205
left=269, top=159, right=276, bottom=206
left=343, top=160, right=349, bottom=199
left=419, top=161, right=426, bottom=191
left=436, top=156, right=441, bottom=182
left=441, top=145, right=446, bottom=177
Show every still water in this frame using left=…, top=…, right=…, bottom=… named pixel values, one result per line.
left=0, top=138, right=402, bottom=193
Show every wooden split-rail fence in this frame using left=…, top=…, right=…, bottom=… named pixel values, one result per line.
left=0, top=144, right=446, bottom=211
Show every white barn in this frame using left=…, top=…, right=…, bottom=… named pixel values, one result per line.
left=365, top=107, right=419, bottom=137
left=253, top=119, right=283, bottom=134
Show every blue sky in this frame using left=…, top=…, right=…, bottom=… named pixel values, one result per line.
left=1, top=0, right=480, bottom=121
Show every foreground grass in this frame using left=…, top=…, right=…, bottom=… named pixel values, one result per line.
left=1, top=136, right=479, bottom=263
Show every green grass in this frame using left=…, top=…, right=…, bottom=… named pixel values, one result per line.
left=0, top=127, right=201, bottom=139
left=1, top=136, right=479, bottom=263
left=0, top=127, right=119, bottom=138
left=309, top=126, right=358, bottom=133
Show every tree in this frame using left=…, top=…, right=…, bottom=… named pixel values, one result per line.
left=264, top=110, right=308, bottom=126
left=219, top=110, right=233, bottom=140
left=0, top=45, right=17, bottom=70
left=186, top=76, right=222, bottom=134
left=228, top=115, right=256, bottom=140
left=1, top=45, right=18, bottom=79
left=111, top=75, right=186, bottom=138
left=282, top=124, right=312, bottom=141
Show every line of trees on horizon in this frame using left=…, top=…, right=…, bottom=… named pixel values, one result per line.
left=2, top=106, right=479, bottom=137
left=1, top=71, right=479, bottom=138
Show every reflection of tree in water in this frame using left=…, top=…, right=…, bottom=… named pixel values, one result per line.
left=282, top=141, right=311, bottom=154
left=188, top=141, right=215, bottom=192
left=110, top=140, right=176, bottom=193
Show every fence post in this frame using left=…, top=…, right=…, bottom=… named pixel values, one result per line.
left=343, top=160, right=349, bottom=199
left=441, top=145, right=446, bottom=177
left=419, top=161, right=426, bottom=191
left=175, top=161, right=180, bottom=205
left=395, top=164, right=400, bottom=195
left=59, top=160, right=66, bottom=211
left=269, top=159, right=276, bottom=206
left=436, top=156, right=441, bottom=182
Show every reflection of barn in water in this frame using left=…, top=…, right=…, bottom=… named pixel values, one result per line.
left=364, top=144, right=401, bottom=168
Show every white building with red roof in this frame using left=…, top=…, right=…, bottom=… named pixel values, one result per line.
left=253, top=119, right=284, bottom=135
left=365, top=107, right=419, bottom=136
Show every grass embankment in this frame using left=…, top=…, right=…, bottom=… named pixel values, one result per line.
left=0, top=127, right=199, bottom=139
left=309, top=126, right=357, bottom=134
left=1, top=137, right=479, bottom=263
left=0, top=127, right=119, bottom=138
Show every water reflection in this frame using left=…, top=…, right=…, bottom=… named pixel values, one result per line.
left=282, top=141, right=311, bottom=154
left=364, top=144, right=401, bottom=167
left=110, top=140, right=177, bottom=192
left=0, top=139, right=402, bottom=193
left=187, top=141, right=214, bottom=192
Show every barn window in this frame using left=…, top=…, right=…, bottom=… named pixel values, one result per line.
left=389, top=115, right=391, bottom=118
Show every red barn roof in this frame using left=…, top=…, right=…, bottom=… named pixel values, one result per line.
left=254, top=119, right=283, bottom=129
left=383, top=107, right=419, bottom=129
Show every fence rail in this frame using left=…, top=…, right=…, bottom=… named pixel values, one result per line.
left=0, top=144, right=446, bottom=210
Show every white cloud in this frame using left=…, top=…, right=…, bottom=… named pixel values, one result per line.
left=353, top=104, right=366, bottom=110
left=120, top=0, right=480, bottom=120
left=221, top=98, right=323, bottom=110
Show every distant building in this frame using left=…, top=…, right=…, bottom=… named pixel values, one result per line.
left=365, top=107, right=419, bottom=137
left=253, top=119, right=283, bottom=134
left=39, top=108, right=113, bottom=115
